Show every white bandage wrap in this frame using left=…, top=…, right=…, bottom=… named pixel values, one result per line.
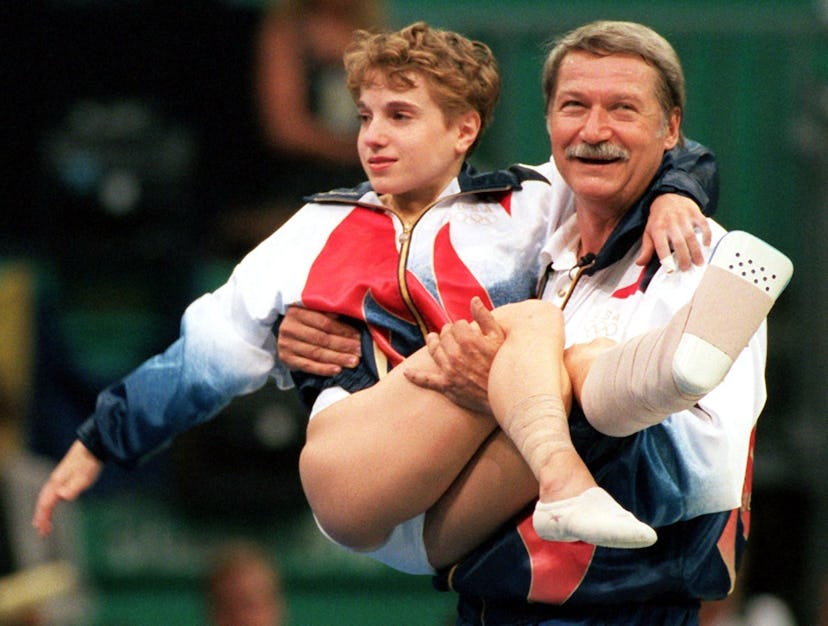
left=582, top=314, right=694, bottom=436
left=502, top=394, right=570, bottom=478
left=673, top=231, right=792, bottom=396
left=583, top=232, right=793, bottom=437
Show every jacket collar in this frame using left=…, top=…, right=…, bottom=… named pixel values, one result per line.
left=588, top=153, right=674, bottom=280
left=303, top=161, right=550, bottom=207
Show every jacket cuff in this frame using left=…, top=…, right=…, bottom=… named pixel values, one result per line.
left=76, top=417, right=108, bottom=462
left=652, top=171, right=711, bottom=215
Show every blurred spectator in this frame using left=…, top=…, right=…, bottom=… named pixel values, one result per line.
left=700, top=594, right=796, bottom=626
left=206, top=541, right=285, bottom=626
left=216, top=0, right=385, bottom=252
left=0, top=262, right=89, bottom=625
left=256, top=0, right=383, bottom=171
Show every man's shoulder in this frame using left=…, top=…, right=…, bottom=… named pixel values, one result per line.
left=457, top=162, right=550, bottom=193
left=525, top=160, right=555, bottom=177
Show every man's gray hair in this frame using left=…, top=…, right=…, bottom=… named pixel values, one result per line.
left=542, top=20, right=685, bottom=134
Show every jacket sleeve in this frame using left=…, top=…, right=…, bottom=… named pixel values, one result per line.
left=72, top=202, right=339, bottom=467
left=650, top=139, right=719, bottom=217
left=76, top=286, right=278, bottom=468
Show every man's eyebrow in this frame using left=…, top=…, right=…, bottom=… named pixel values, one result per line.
left=555, top=86, right=648, bottom=102
left=554, top=87, right=583, bottom=98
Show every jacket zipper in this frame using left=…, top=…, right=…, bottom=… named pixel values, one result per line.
left=396, top=218, right=429, bottom=339
left=390, top=186, right=515, bottom=340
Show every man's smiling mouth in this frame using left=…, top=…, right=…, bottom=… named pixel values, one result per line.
left=566, top=143, right=630, bottom=164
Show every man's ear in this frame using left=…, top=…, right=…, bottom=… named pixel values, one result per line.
left=663, top=107, right=682, bottom=150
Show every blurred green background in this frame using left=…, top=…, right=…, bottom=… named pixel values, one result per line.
left=1, top=1, right=825, bottom=624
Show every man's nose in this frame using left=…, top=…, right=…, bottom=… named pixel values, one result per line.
left=580, top=107, right=612, bottom=143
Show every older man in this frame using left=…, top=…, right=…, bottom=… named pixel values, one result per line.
left=280, top=21, right=788, bottom=626
left=423, top=21, right=771, bottom=625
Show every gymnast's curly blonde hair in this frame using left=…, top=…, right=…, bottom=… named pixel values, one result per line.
left=344, top=21, right=501, bottom=154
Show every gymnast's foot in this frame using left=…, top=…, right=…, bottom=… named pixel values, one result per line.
left=672, top=230, right=794, bottom=396
left=533, top=487, right=657, bottom=548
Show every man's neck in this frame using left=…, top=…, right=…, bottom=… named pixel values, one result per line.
left=575, top=201, right=625, bottom=257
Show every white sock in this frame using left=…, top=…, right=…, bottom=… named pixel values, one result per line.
left=533, top=487, right=657, bottom=548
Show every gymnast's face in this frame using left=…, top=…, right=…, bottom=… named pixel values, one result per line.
left=356, top=71, right=479, bottom=217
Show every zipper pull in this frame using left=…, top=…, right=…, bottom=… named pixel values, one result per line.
left=560, top=253, right=597, bottom=310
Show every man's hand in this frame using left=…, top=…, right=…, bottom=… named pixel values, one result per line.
left=639, top=193, right=712, bottom=271
left=404, top=297, right=505, bottom=413
left=277, top=306, right=361, bottom=376
left=33, top=440, right=103, bottom=537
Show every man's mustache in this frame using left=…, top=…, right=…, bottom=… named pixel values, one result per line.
left=565, top=142, right=630, bottom=161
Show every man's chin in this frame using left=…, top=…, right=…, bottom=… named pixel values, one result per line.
left=569, top=179, right=622, bottom=202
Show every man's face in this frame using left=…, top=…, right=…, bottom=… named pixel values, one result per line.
left=548, top=50, right=680, bottom=216
left=356, top=72, right=476, bottom=213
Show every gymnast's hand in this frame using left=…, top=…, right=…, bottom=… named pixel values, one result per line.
left=33, top=440, right=102, bottom=537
